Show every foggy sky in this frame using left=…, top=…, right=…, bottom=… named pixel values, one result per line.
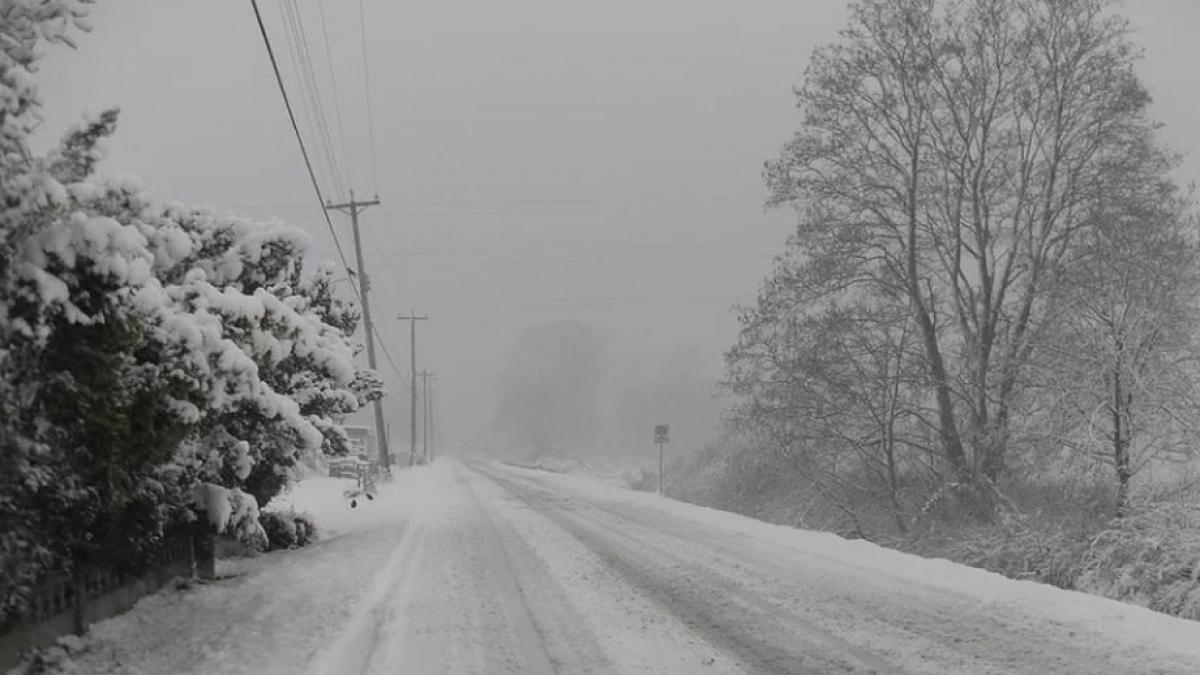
left=33, top=1, right=1200, bottom=454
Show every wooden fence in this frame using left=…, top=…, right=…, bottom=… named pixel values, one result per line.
left=0, top=535, right=194, bottom=671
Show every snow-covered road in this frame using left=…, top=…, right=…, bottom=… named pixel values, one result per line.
left=59, top=458, right=1200, bottom=674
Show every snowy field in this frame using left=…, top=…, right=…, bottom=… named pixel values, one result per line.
left=24, top=458, right=1200, bottom=674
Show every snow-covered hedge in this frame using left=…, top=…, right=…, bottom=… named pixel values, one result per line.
left=0, top=0, right=381, bottom=623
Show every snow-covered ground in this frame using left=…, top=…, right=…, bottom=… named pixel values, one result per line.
left=31, top=458, right=1200, bottom=674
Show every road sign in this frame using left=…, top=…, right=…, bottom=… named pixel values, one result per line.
left=654, top=424, right=670, bottom=444
left=654, top=424, right=669, bottom=496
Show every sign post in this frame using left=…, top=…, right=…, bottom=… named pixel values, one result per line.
left=653, top=424, right=669, bottom=495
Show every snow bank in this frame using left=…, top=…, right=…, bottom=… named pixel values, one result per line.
left=508, top=454, right=656, bottom=489
left=266, top=465, right=434, bottom=540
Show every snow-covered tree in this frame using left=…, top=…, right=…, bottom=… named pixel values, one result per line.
left=762, top=0, right=1177, bottom=518
left=1034, top=182, right=1200, bottom=516
left=0, top=0, right=381, bottom=620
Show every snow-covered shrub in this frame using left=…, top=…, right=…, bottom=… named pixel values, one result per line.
left=1077, top=501, right=1200, bottom=619
left=191, top=482, right=267, bottom=552
left=294, top=513, right=317, bottom=546
left=925, top=516, right=1090, bottom=589
left=259, top=511, right=297, bottom=550
left=623, top=468, right=658, bottom=493
left=16, top=634, right=90, bottom=675
left=0, top=2, right=186, bottom=619
left=260, top=510, right=318, bottom=550
left=0, top=1, right=380, bottom=621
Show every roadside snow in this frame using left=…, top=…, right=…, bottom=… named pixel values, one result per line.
left=265, top=473, right=392, bottom=540
left=21, top=459, right=1200, bottom=675
left=19, top=467, right=430, bottom=675
left=503, top=463, right=1200, bottom=668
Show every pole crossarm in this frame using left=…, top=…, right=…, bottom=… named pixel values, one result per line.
left=325, top=196, right=380, bottom=213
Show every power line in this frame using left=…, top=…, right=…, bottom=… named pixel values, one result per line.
left=249, top=0, right=361, bottom=304
left=216, top=194, right=769, bottom=214
left=422, top=292, right=756, bottom=313
left=373, top=324, right=409, bottom=386
left=280, top=0, right=347, bottom=200
left=357, top=0, right=381, bottom=195
left=254, top=0, right=408, bottom=465
left=278, top=0, right=335, bottom=197
left=390, top=195, right=763, bottom=208
left=275, top=0, right=336, bottom=200
left=291, top=0, right=348, bottom=198
left=316, top=0, right=352, bottom=189
left=374, top=201, right=406, bottom=256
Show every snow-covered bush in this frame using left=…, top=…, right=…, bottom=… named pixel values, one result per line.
left=0, top=0, right=172, bottom=620
left=622, top=468, right=658, bottom=493
left=1077, top=501, right=1200, bottom=619
left=16, top=633, right=90, bottom=675
left=926, top=517, right=1090, bottom=590
left=192, top=483, right=268, bottom=550
left=259, top=510, right=318, bottom=551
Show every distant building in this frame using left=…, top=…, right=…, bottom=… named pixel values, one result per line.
left=343, top=425, right=376, bottom=459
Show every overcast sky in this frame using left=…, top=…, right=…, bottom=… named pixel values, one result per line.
left=33, top=0, right=1200, bottom=454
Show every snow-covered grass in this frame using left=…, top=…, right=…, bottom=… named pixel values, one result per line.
left=667, top=443, right=1200, bottom=623
left=1077, top=500, right=1200, bottom=619
left=907, top=517, right=1090, bottom=590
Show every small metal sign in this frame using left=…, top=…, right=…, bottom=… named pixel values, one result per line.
left=654, top=424, right=669, bottom=444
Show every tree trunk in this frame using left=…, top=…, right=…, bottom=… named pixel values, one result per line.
left=905, top=148, right=970, bottom=485
left=1112, top=363, right=1132, bottom=518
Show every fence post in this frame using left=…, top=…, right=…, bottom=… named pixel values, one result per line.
left=70, top=571, right=85, bottom=635
left=192, top=521, right=216, bottom=581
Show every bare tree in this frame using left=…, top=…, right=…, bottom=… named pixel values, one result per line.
left=727, top=251, right=927, bottom=535
left=1035, top=184, right=1200, bottom=516
left=762, top=0, right=1172, bottom=515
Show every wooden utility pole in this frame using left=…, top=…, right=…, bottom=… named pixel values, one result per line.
left=429, top=382, right=437, bottom=460
left=325, top=191, right=390, bottom=467
left=418, top=370, right=433, bottom=463
left=398, top=312, right=428, bottom=465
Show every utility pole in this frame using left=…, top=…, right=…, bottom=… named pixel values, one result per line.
left=397, top=312, right=428, bottom=466
left=429, top=382, right=437, bottom=461
left=418, top=370, right=433, bottom=463
left=325, top=191, right=390, bottom=468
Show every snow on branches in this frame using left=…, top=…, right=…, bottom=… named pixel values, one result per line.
left=0, top=0, right=382, bottom=620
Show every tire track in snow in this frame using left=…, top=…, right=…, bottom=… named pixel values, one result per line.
left=470, top=462, right=900, bottom=675
left=478, top=462, right=1184, bottom=675
left=566, top=509, right=900, bottom=674
left=455, top=464, right=557, bottom=675
left=502, top=469, right=1125, bottom=675
left=461, top=461, right=740, bottom=674
left=307, top=519, right=423, bottom=675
